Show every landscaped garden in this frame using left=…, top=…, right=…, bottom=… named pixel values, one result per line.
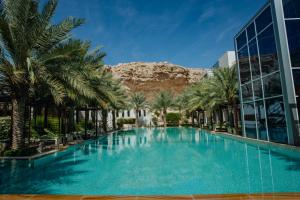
left=1, top=0, right=300, bottom=199
left=0, top=0, right=242, bottom=157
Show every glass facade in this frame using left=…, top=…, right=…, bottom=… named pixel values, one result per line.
left=283, top=0, right=300, bottom=122
left=235, top=2, right=298, bottom=144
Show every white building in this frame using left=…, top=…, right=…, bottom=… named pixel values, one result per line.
left=213, top=51, right=236, bottom=68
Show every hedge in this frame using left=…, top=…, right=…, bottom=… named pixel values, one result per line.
left=166, top=113, right=181, bottom=126
left=117, top=118, right=135, bottom=128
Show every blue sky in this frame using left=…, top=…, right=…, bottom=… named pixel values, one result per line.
left=53, top=0, right=265, bottom=68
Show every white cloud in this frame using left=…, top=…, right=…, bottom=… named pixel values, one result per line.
left=198, top=7, right=216, bottom=24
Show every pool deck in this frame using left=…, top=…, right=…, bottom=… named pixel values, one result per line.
left=2, top=193, right=300, bottom=200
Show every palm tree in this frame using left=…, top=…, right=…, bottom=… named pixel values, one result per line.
left=152, top=91, right=173, bottom=127
left=174, top=92, right=190, bottom=125
left=0, top=0, right=83, bottom=150
left=186, top=66, right=238, bottom=132
left=130, top=92, right=147, bottom=127
left=208, top=66, right=239, bottom=133
left=104, top=79, right=128, bottom=130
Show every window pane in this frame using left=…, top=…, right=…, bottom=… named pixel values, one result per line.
left=263, top=72, right=282, bottom=98
left=253, top=79, right=263, bottom=100
left=255, top=100, right=268, bottom=140
left=285, top=20, right=300, bottom=67
left=283, top=0, right=300, bottom=18
left=242, top=83, right=253, bottom=102
left=293, top=69, right=300, bottom=96
left=265, top=97, right=288, bottom=144
left=238, top=46, right=251, bottom=83
left=247, top=22, right=256, bottom=41
left=243, top=103, right=257, bottom=139
left=297, top=97, right=300, bottom=121
left=249, top=38, right=260, bottom=79
left=258, top=25, right=279, bottom=75
left=236, top=31, right=247, bottom=50
left=255, top=6, right=272, bottom=33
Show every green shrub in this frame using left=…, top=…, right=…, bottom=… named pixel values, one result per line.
left=75, top=120, right=94, bottom=132
left=31, top=116, right=60, bottom=137
left=166, top=113, right=181, bottom=126
left=117, top=118, right=135, bottom=128
left=3, top=147, right=37, bottom=157
left=0, top=117, right=10, bottom=140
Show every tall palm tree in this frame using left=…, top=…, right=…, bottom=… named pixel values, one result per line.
left=130, top=92, right=147, bottom=127
left=152, top=91, right=173, bottom=127
left=208, top=66, right=239, bottom=133
left=0, top=0, right=84, bottom=150
left=174, top=91, right=190, bottom=125
left=185, top=66, right=238, bottom=131
left=105, top=79, right=128, bottom=130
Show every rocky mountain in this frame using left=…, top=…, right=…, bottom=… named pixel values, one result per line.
left=108, top=62, right=207, bottom=100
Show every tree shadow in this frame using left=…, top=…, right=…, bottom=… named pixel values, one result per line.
left=0, top=149, right=90, bottom=194
left=261, top=149, right=300, bottom=171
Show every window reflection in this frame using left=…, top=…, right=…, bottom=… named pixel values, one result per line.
left=283, top=0, right=300, bottom=18
left=247, top=22, right=256, bottom=41
left=249, top=38, right=261, bottom=79
left=237, top=30, right=247, bottom=50
left=265, top=97, right=288, bottom=144
left=242, top=83, right=253, bottom=102
left=255, top=101, right=268, bottom=140
left=243, top=103, right=257, bottom=139
left=238, top=46, right=251, bottom=83
left=293, top=69, right=300, bottom=96
left=253, top=79, right=263, bottom=100
left=263, top=72, right=282, bottom=98
left=286, top=20, right=300, bottom=67
left=258, top=25, right=279, bottom=76
left=255, top=6, right=272, bottom=33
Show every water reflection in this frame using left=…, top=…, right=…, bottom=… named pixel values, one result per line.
left=1, top=128, right=300, bottom=195
left=93, top=128, right=202, bottom=156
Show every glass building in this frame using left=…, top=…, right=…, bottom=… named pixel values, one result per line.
left=235, top=0, right=300, bottom=145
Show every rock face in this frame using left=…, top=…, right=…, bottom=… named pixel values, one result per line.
left=109, top=62, right=207, bottom=100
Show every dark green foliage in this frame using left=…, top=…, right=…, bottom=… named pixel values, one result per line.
left=166, top=113, right=181, bottom=126
left=31, top=116, right=60, bottom=138
left=3, top=147, right=37, bottom=157
left=75, top=120, right=94, bottom=132
left=0, top=117, right=11, bottom=140
left=117, top=118, right=136, bottom=128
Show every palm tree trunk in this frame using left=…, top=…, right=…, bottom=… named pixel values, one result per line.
left=112, top=110, right=116, bottom=130
left=135, top=109, right=139, bottom=127
left=102, top=109, right=108, bottom=132
left=68, top=107, right=75, bottom=133
left=76, top=109, right=80, bottom=124
left=192, top=111, right=195, bottom=126
left=233, top=100, right=239, bottom=135
left=163, top=109, right=167, bottom=127
left=85, top=108, right=88, bottom=138
left=43, top=106, right=48, bottom=129
left=11, top=98, right=26, bottom=150
left=179, top=108, right=182, bottom=126
left=95, top=110, right=98, bottom=136
left=197, top=111, right=200, bottom=127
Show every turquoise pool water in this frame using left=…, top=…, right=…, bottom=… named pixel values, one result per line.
left=1, top=127, right=300, bottom=195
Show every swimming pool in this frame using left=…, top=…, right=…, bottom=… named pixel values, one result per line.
left=1, top=127, right=300, bottom=195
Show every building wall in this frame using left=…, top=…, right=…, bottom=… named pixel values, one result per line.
left=213, top=51, right=236, bottom=68
left=234, top=0, right=300, bottom=145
